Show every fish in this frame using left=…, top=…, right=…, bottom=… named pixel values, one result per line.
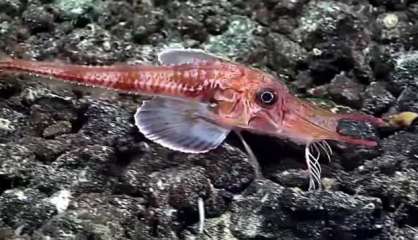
left=0, top=49, right=387, bottom=190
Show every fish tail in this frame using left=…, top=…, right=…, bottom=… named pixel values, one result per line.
left=0, top=58, right=148, bottom=92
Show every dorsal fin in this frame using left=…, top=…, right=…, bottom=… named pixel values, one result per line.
left=158, top=48, right=226, bottom=65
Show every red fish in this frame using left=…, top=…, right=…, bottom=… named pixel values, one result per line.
left=0, top=49, right=385, bottom=190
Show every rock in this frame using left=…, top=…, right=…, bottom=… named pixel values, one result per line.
left=265, top=32, right=308, bottom=76
left=361, top=82, right=395, bottom=115
left=293, top=1, right=369, bottom=45
left=204, top=15, right=266, bottom=64
left=192, top=144, right=255, bottom=193
left=1, top=0, right=418, bottom=239
left=204, top=15, right=229, bottom=35
left=337, top=127, right=418, bottom=228
left=0, top=144, right=36, bottom=180
left=294, top=0, right=379, bottom=83
left=79, top=99, right=135, bottom=145
left=268, top=169, right=309, bottom=189
left=292, top=70, right=314, bottom=91
left=369, top=0, right=408, bottom=10
left=376, top=12, right=411, bottom=44
left=22, top=5, right=55, bottom=33
left=131, top=10, right=165, bottom=44
left=0, top=107, right=27, bottom=141
left=0, top=0, right=23, bottom=17
left=53, top=0, right=100, bottom=20
left=397, top=86, right=418, bottom=112
left=0, top=188, right=56, bottom=233
left=61, top=24, right=130, bottom=64
left=229, top=179, right=383, bottom=239
left=175, top=15, right=208, bottom=42
left=42, top=120, right=72, bottom=138
left=19, top=137, right=72, bottom=162
left=270, top=15, right=298, bottom=34
left=32, top=193, right=145, bottom=240
left=390, top=51, right=418, bottom=93
left=273, top=0, right=308, bottom=16
left=326, top=73, right=365, bottom=108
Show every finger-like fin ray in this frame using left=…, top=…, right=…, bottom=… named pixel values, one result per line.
left=305, top=140, right=334, bottom=191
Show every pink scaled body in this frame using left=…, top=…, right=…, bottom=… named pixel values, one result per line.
left=0, top=49, right=385, bottom=189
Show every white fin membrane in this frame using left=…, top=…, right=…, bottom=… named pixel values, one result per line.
left=158, top=48, right=223, bottom=65
left=135, top=97, right=230, bottom=153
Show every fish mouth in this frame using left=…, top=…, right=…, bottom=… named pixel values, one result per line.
left=282, top=112, right=378, bottom=147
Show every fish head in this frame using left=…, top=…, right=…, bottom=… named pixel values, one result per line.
left=217, top=69, right=382, bottom=147
left=277, top=97, right=382, bottom=146
left=244, top=80, right=288, bottom=135
left=213, top=69, right=289, bottom=135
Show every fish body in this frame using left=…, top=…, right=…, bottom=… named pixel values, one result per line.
left=0, top=49, right=384, bottom=189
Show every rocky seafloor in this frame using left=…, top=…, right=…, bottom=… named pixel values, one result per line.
left=0, top=0, right=418, bottom=239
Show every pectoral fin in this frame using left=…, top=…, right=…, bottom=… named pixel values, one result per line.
left=135, top=97, right=230, bottom=153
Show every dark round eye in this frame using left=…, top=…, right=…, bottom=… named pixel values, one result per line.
left=256, top=88, right=277, bottom=106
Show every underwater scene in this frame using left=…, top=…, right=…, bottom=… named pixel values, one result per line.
left=0, top=0, right=418, bottom=239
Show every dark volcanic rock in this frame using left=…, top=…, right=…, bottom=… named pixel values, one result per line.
left=396, top=86, right=418, bottom=113
left=390, top=51, right=418, bottom=93
left=22, top=5, right=55, bottom=33
left=0, top=0, right=23, bottom=16
left=230, top=179, right=384, bottom=240
left=0, top=188, right=56, bottom=233
left=42, top=120, right=72, bottom=138
left=1, top=0, right=418, bottom=239
left=361, top=82, right=395, bottom=115
left=327, top=73, right=365, bottom=108
left=32, top=193, right=146, bottom=240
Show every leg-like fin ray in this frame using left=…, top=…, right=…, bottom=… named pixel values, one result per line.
left=198, top=197, right=205, bottom=234
left=236, top=131, right=262, bottom=178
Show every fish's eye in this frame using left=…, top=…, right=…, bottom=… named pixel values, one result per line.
left=256, top=88, right=277, bottom=107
